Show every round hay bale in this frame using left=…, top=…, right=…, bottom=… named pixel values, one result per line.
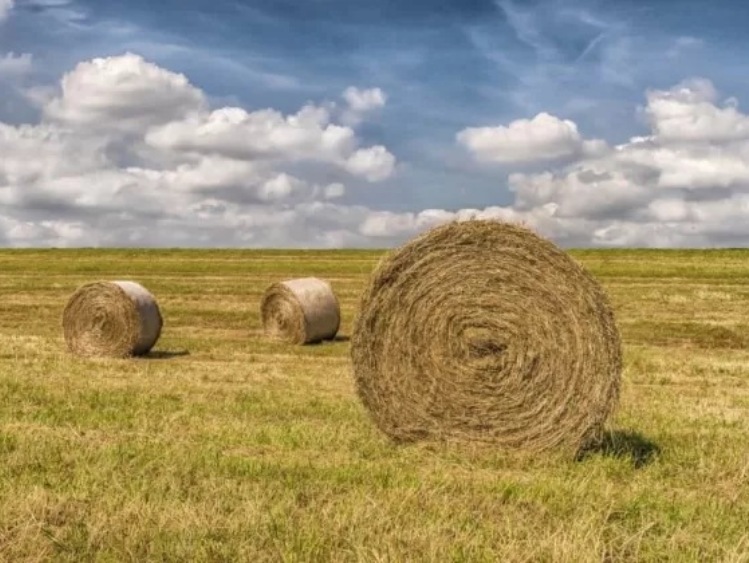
left=260, top=277, right=340, bottom=344
left=62, top=281, right=163, bottom=358
left=350, top=220, right=622, bottom=454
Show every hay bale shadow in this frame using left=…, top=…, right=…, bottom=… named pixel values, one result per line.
left=305, top=335, right=350, bottom=346
left=578, top=430, right=660, bottom=468
left=142, top=350, right=191, bottom=360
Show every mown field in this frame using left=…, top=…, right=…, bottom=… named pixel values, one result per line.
left=1, top=248, right=748, bottom=562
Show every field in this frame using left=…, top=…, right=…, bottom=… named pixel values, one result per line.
left=1, top=248, right=749, bottom=562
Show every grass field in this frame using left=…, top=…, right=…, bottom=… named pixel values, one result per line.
left=1, top=248, right=749, bottom=562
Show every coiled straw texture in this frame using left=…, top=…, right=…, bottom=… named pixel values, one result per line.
left=261, top=277, right=341, bottom=344
left=62, top=281, right=163, bottom=358
left=350, top=220, right=622, bottom=455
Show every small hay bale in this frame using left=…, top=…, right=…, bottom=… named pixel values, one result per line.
left=62, top=281, right=163, bottom=358
left=350, top=220, right=622, bottom=455
left=260, top=277, right=340, bottom=344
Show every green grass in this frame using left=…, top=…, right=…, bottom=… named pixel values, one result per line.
left=1, top=249, right=749, bottom=562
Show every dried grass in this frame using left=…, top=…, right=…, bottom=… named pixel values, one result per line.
left=350, top=220, right=622, bottom=455
left=62, top=281, right=163, bottom=358
left=260, top=277, right=340, bottom=344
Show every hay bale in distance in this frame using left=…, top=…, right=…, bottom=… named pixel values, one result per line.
left=62, top=281, right=163, bottom=358
left=350, top=220, right=622, bottom=454
left=261, top=277, right=340, bottom=344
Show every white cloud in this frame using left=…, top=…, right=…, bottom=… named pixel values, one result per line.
left=2, top=55, right=748, bottom=249
left=344, top=146, right=396, bottom=182
left=0, top=53, right=398, bottom=247
left=322, top=182, right=345, bottom=199
left=0, top=215, right=85, bottom=247
left=359, top=206, right=525, bottom=239
left=340, top=86, right=387, bottom=126
left=617, top=141, right=749, bottom=190
left=0, top=0, right=13, bottom=22
left=258, top=173, right=309, bottom=202
left=645, top=78, right=749, bottom=143
left=360, top=208, right=457, bottom=238
left=145, top=106, right=356, bottom=163
left=0, top=123, right=108, bottom=190
left=507, top=168, right=651, bottom=219
left=457, top=112, right=584, bottom=164
left=44, top=53, right=206, bottom=135
left=406, top=78, right=749, bottom=247
left=343, top=87, right=386, bottom=112
left=143, top=99, right=395, bottom=182
left=0, top=52, right=32, bottom=76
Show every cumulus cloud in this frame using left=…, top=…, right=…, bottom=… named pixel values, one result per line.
left=340, top=86, right=387, bottom=125
left=368, top=78, right=749, bottom=248
left=322, top=182, right=345, bottom=199
left=0, top=123, right=108, bottom=190
left=644, top=78, right=749, bottom=143
left=0, top=53, right=398, bottom=247
left=457, top=112, right=586, bottom=164
left=145, top=106, right=355, bottom=163
left=344, top=146, right=396, bottom=182
left=0, top=215, right=84, bottom=247
left=343, top=86, right=386, bottom=112
left=2, top=58, right=748, bottom=248
left=44, top=53, right=206, bottom=134
left=359, top=206, right=532, bottom=240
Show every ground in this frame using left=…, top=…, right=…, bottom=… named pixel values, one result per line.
left=1, top=248, right=748, bottom=562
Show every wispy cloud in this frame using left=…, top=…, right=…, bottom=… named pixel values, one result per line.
left=463, top=0, right=715, bottom=145
left=0, top=52, right=32, bottom=76
left=0, top=0, right=13, bottom=22
left=496, top=0, right=559, bottom=61
left=20, top=0, right=88, bottom=28
left=573, top=31, right=606, bottom=63
left=666, top=36, right=704, bottom=59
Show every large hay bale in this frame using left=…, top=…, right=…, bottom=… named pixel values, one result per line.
left=350, top=220, right=622, bottom=454
left=62, top=281, right=163, bottom=358
left=260, top=277, right=340, bottom=344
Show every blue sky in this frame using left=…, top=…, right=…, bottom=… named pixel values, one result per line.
left=1, top=0, right=749, bottom=247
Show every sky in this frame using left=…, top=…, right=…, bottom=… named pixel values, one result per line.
left=1, top=0, right=749, bottom=248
